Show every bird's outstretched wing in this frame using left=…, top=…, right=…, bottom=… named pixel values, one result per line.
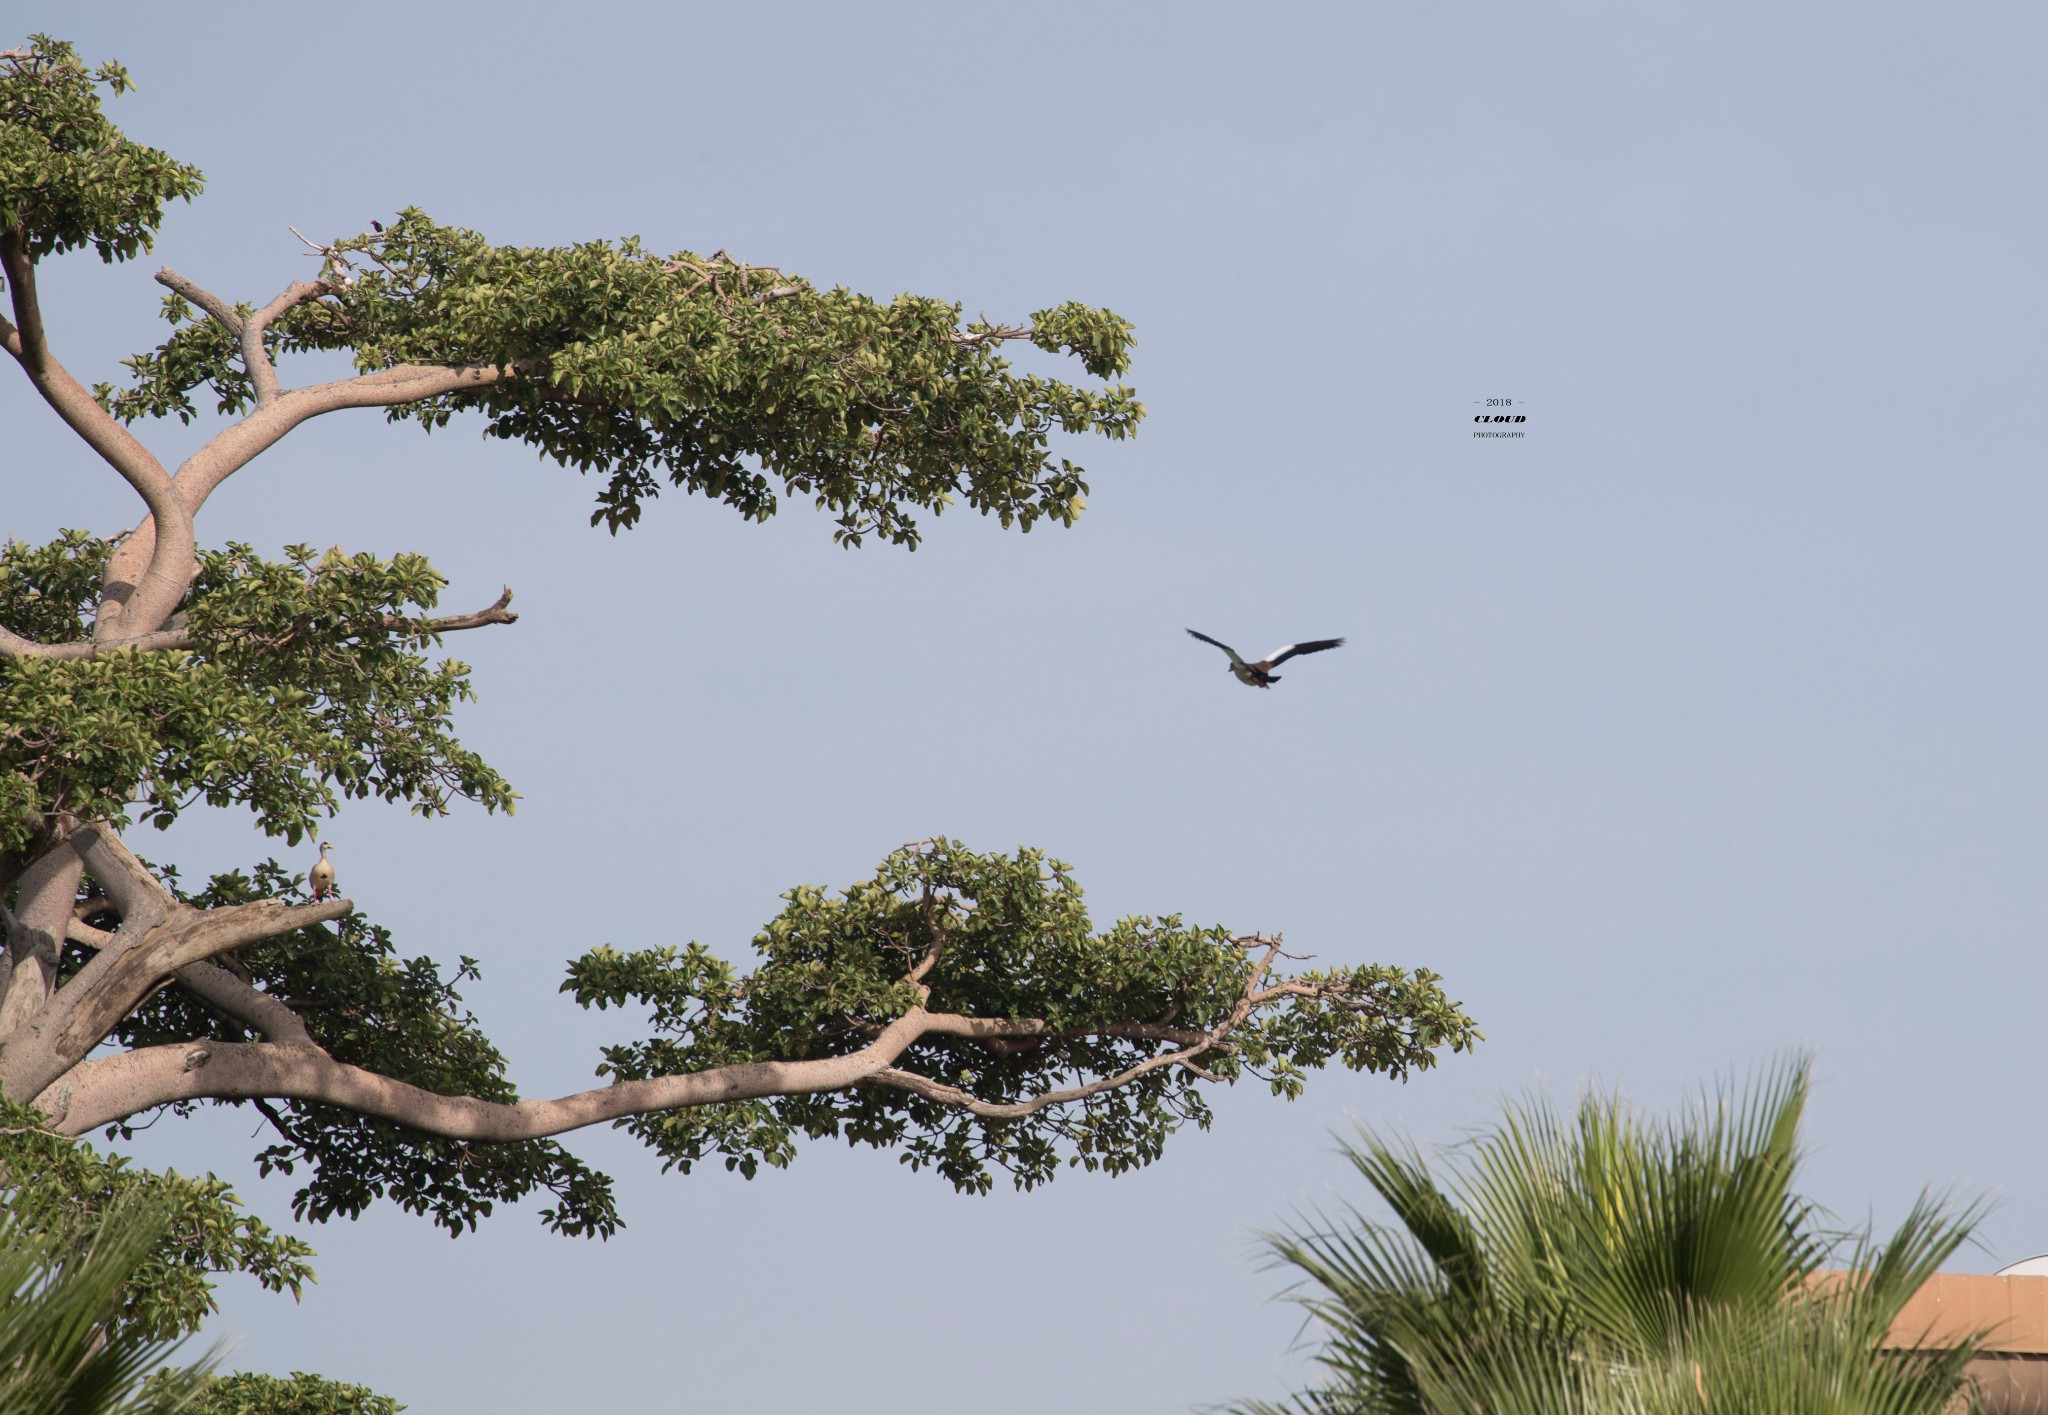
left=1186, top=629, right=1247, bottom=666
left=1261, top=638, right=1345, bottom=668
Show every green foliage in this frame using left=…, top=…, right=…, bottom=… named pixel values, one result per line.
left=0, top=35, right=203, bottom=267
left=566, top=839, right=1478, bottom=1194
left=0, top=534, right=514, bottom=851
left=95, top=209, right=1144, bottom=545
left=3, top=38, right=1482, bottom=1319
left=0, top=1096, right=315, bottom=1344
left=0, top=1189, right=219, bottom=1415
left=82, top=861, right=618, bottom=1240
left=182, top=1372, right=403, bottom=1415
left=1233, top=1059, right=1984, bottom=1415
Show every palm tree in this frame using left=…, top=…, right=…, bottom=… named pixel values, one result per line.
left=0, top=1193, right=218, bottom=1415
left=1233, top=1058, right=1985, bottom=1415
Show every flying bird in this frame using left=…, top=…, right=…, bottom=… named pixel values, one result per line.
left=1186, top=630, right=1345, bottom=689
left=309, top=841, right=336, bottom=901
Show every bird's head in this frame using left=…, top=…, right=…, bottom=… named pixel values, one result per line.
left=319, top=841, right=334, bottom=857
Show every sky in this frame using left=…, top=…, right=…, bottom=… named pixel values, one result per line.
left=7, top=3, right=2048, bottom=1410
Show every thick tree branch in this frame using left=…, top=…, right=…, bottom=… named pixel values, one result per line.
left=170, top=358, right=544, bottom=511
left=98, top=356, right=543, bottom=646
left=31, top=989, right=1277, bottom=1140
left=65, top=823, right=171, bottom=931
left=0, top=843, right=85, bottom=1045
left=1, top=232, right=196, bottom=645
left=44, top=1004, right=953, bottom=1137
left=0, top=587, right=519, bottom=661
left=0, top=624, right=198, bottom=661
left=66, top=918, right=314, bottom=1046
left=0, top=823, right=348, bottom=1101
left=41, top=893, right=350, bottom=1065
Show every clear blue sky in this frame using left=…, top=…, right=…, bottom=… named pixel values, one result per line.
left=9, top=4, right=2048, bottom=1410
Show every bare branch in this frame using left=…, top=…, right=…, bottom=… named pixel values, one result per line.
left=906, top=885, right=947, bottom=987
left=65, top=918, right=314, bottom=1046
left=152, top=267, right=335, bottom=409
left=0, top=624, right=199, bottom=661
left=864, top=1037, right=1221, bottom=1120
left=170, top=358, right=544, bottom=510
left=287, top=226, right=357, bottom=287
left=0, top=587, right=519, bottom=661
left=65, top=823, right=171, bottom=928
left=0, top=844, right=85, bottom=1045
left=402, top=586, right=518, bottom=636
left=37, top=1001, right=1216, bottom=1136
left=1, top=233, right=196, bottom=644
left=952, top=323, right=1033, bottom=348
left=246, top=278, right=333, bottom=335
left=859, top=937, right=1287, bottom=1119
left=64, top=918, right=115, bottom=949
left=152, top=268, right=244, bottom=336
left=97, top=356, right=544, bottom=623
left=45, top=1004, right=951, bottom=1137
left=0, top=823, right=350, bottom=1100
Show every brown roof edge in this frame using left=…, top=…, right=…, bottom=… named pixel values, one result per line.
left=1809, top=1272, right=2048, bottom=1354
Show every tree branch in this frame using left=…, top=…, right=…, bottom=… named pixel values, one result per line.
left=861, top=938, right=1287, bottom=1117
left=97, top=356, right=544, bottom=646
left=66, top=918, right=314, bottom=1046
left=0, top=823, right=349, bottom=1101
left=0, top=588, right=519, bottom=661
left=153, top=267, right=337, bottom=408
left=863, top=1035, right=1223, bottom=1120
left=401, top=586, right=518, bottom=636
left=1, top=231, right=197, bottom=646
left=44, top=1004, right=953, bottom=1137
left=30, top=977, right=1284, bottom=1140
left=0, top=843, right=85, bottom=1045
left=951, top=324, right=1032, bottom=348
left=151, top=268, right=244, bottom=337
left=42, top=892, right=350, bottom=1065
left=0, top=624, right=197, bottom=661
left=170, top=359, right=543, bottom=511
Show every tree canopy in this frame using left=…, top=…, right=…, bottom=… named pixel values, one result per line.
left=1, top=29, right=1477, bottom=1277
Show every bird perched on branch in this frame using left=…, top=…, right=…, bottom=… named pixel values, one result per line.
left=1186, top=630, right=1345, bottom=689
left=309, top=841, right=336, bottom=901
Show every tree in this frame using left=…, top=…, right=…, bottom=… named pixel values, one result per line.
left=0, top=1188, right=220, bottom=1415
left=0, top=1096, right=313, bottom=1343
left=0, top=1097, right=405, bottom=1412
left=0, top=33, right=1478, bottom=1252
left=1231, top=1059, right=1985, bottom=1415
left=182, top=1373, right=402, bottom=1415
left=0, top=1119, right=397, bottom=1414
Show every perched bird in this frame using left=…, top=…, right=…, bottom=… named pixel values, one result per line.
left=1186, top=629, right=1345, bottom=689
left=308, top=842, right=336, bottom=901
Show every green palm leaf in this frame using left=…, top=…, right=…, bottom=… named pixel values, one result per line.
left=1234, top=1057, right=1987, bottom=1415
